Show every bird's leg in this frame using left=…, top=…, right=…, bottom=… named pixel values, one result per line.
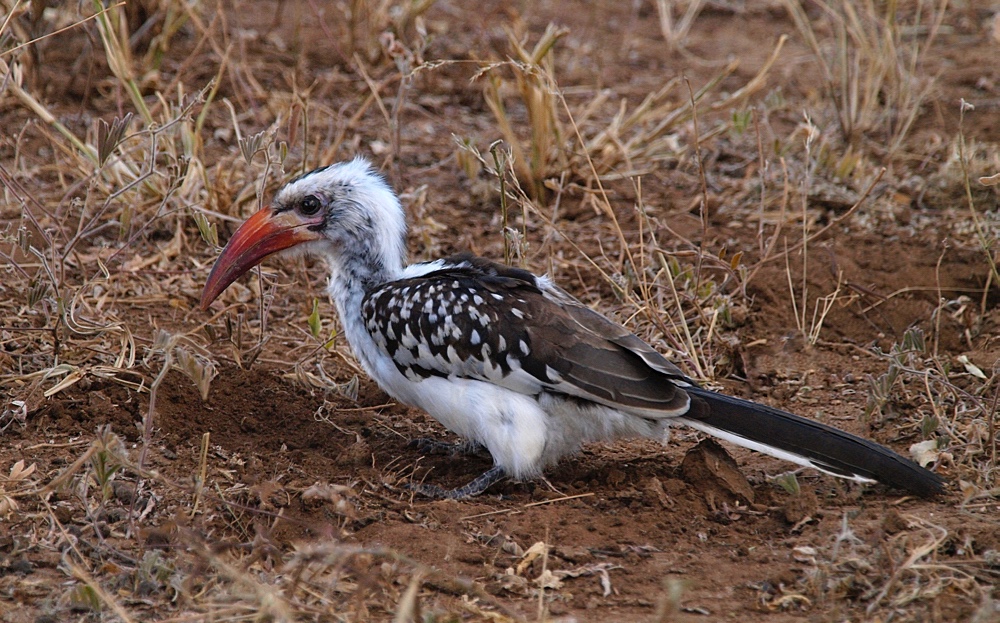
left=407, top=437, right=488, bottom=457
left=407, top=465, right=506, bottom=499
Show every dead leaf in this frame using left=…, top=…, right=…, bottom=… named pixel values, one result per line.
left=957, top=355, right=988, bottom=380
left=535, top=569, right=563, bottom=590
left=910, top=440, right=940, bottom=467
left=516, top=541, right=548, bottom=575
left=7, top=459, right=37, bottom=482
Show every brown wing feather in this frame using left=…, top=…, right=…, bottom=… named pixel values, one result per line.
left=522, top=283, right=692, bottom=416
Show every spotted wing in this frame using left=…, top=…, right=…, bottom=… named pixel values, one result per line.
left=361, top=254, right=692, bottom=417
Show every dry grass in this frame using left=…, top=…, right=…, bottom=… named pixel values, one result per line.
left=654, top=0, right=707, bottom=52
left=782, top=0, right=947, bottom=155
left=479, top=23, right=787, bottom=197
left=1, top=0, right=998, bottom=621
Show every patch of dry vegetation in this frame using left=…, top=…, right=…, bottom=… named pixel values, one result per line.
left=782, top=0, right=948, bottom=156
left=1, top=0, right=998, bottom=621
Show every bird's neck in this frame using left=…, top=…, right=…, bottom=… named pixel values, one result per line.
left=325, top=247, right=404, bottom=369
left=321, top=198, right=409, bottom=374
left=327, top=246, right=402, bottom=306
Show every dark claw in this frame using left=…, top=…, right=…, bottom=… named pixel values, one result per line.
left=407, top=437, right=487, bottom=457
left=406, top=465, right=506, bottom=499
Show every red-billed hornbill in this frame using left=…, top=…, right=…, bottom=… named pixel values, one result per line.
left=200, top=158, right=944, bottom=499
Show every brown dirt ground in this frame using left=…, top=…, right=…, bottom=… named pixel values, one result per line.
left=2, top=1, right=1000, bottom=622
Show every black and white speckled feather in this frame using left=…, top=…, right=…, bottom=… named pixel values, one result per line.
left=204, top=158, right=945, bottom=499
left=362, top=254, right=693, bottom=417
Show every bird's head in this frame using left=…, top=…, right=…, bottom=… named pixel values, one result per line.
left=199, top=158, right=406, bottom=310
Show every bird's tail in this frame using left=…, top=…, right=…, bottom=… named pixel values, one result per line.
left=676, top=386, right=945, bottom=497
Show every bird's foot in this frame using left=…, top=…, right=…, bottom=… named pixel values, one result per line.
left=406, top=465, right=506, bottom=499
left=407, top=437, right=488, bottom=457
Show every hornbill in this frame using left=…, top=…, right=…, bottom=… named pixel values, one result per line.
left=200, top=158, right=944, bottom=499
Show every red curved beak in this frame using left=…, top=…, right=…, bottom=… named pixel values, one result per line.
left=199, top=207, right=322, bottom=310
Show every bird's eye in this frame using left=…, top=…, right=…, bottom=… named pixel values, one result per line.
left=300, top=195, right=321, bottom=215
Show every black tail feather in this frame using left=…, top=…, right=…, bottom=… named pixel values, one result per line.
left=679, top=386, right=945, bottom=497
